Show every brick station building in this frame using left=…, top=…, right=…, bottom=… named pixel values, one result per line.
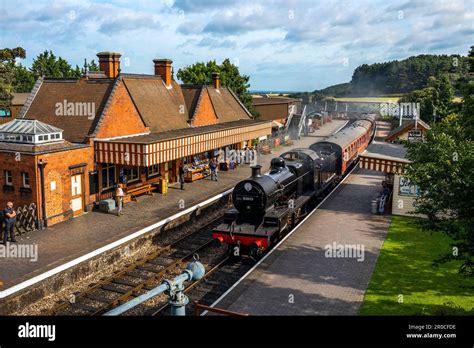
left=0, top=52, right=271, bottom=228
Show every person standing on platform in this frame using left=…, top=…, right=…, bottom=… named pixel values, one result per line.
left=210, top=158, right=218, bottom=181
left=115, top=184, right=124, bottom=216
left=236, top=150, right=242, bottom=167
left=229, top=158, right=235, bottom=170
left=179, top=163, right=185, bottom=190
left=3, top=202, right=17, bottom=243
left=245, top=147, right=250, bottom=164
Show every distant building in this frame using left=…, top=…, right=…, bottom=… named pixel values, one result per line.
left=359, top=121, right=431, bottom=217
left=0, top=52, right=271, bottom=227
left=252, top=97, right=300, bottom=125
left=385, top=119, right=431, bottom=143
left=0, top=93, right=29, bottom=125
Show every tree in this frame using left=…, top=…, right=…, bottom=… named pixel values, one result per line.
left=177, top=58, right=258, bottom=117
left=405, top=64, right=474, bottom=275
left=400, top=87, right=438, bottom=123
left=405, top=115, right=474, bottom=275
left=401, top=74, right=455, bottom=123
left=0, top=47, right=26, bottom=111
left=31, top=50, right=80, bottom=78
left=12, top=63, right=35, bottom=92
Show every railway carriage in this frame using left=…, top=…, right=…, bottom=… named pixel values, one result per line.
left=213, top=115, right=376, bottom=258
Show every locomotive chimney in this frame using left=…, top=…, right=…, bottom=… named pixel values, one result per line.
left=251, top=165, right=262, bottom=177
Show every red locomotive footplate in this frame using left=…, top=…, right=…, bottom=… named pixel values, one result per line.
left=213, top=232, right=270, bottom=249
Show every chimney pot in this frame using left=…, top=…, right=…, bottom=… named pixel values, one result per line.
left=153, top=59, right=173, bottom=86
left=212, top=72, right=220, bottom=89
left=96, top=52, right=121, bottom=78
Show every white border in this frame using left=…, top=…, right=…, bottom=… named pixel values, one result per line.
left=0, top=188, right=233, bottom=299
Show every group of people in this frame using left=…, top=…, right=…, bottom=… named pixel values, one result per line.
left=114, top=146, right=257, bottom=215
left=1, top=201, right=18, bottom=244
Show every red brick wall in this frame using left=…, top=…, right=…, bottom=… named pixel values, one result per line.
left=0, top=152, right=38, bottom=210
left=0, top=145, right=93, bottom=226
left=95, top=81, right=148, bottom=139
left=191, top=89, right=218, bottom=126
left=39, top=146, right=94, bottom=225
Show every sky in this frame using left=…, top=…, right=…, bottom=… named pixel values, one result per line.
left=1, top=0, right=473, bottom=91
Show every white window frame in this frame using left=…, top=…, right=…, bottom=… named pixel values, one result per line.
left=22, top=172, right=30, bottom=188
left=5, top=170, right=13, bottom=186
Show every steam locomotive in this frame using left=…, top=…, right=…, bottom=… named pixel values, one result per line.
left=212, top=115, right=376, bottom=258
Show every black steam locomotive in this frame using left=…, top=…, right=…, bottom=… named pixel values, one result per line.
left=213, top=115, right=376, bottom=257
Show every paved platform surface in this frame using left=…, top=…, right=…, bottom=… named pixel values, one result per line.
left=0, top=120, right=347, bottom=290
left=213, top=168, right=391, bottom=315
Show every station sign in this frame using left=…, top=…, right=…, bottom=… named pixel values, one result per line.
left=399, top=176, right=420, bottom=196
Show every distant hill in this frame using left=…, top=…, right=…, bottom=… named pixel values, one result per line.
left=312, top=54, right=470, bottom=98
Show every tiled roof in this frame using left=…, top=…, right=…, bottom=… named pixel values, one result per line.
left=0, top=140, right=88, bottom=154
left=22, top=78, right=114, bottom=143
left=11, top=93, right=29, bottom=105
left=122, top=75, right=190, bottom=132
left=206, top=86, right=251, bottom=122
left=181, top=86, right=203, bottom=121
left=21, top=73, right=254, bottom=143
left=362, top=141, right=409, bottom=162
left=252, top=97, right=298, bottom=105
left=386, top=119, right=431, bottom=141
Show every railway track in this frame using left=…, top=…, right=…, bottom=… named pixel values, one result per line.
left=50, top=217, right=226, bottom=316
left=50, top=123, right=367, bottom=316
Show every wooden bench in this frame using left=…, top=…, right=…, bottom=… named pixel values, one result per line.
left=127, top=184, right=154, bottom=201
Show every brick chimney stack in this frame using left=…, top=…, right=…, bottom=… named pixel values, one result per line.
left=153, top=59, right=173, bottom=86
left=97, top=52, right=121, bottom=78
left=212, top=72, right=220, bottom=89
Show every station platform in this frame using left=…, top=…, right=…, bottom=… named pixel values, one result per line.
left=0, top=120, right=347, bottom=294
left=210, top=167, right=391, bottom=315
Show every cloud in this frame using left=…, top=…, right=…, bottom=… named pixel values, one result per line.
left=98, top=15, right=161, bottom=35
left=3, top=0, right=473, bottom=91
left=198, top=37, right=237, bottom=49
left=173, top=0, right=230, bottom=13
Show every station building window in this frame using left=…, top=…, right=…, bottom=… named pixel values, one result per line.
left=22, top=172, right=30, bottom=188
left=5, top=170, right=13, bottom=186
left=147, top=164, right=161, bottom=178
left=101, top=164, right=116, bottom=190
left=124, top=167, right=139, bottom=183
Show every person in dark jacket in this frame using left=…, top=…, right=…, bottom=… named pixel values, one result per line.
left=209, top=159, right=218, bottom=181
left=179, top=163, right=185, bottom=190
left=3, top=202, right=17, bottom=243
